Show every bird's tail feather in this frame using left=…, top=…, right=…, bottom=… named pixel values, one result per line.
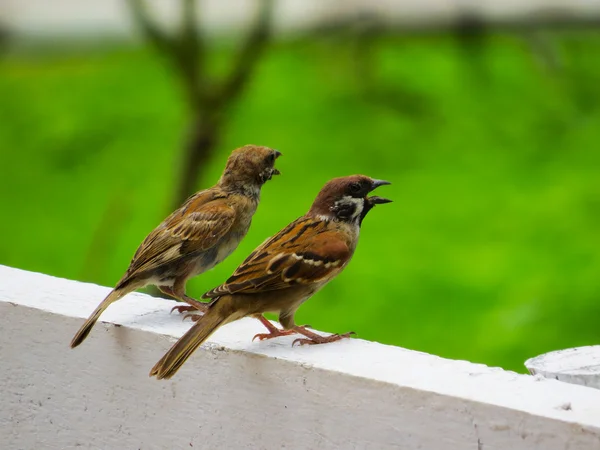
left=150, top=297, right=236, bottom=380
left=70, top=288, right=129, bottom=348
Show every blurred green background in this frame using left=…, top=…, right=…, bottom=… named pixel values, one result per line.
left=1, top=20, right=599, bottom=372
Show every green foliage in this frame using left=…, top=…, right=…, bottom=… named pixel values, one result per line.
left=1, top=33, right=599, bottom=371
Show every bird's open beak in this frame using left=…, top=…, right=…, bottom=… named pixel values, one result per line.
left=371, top=179, right=391, bottom=189
left=271, top=150, right=282, bottom=176
left=368, top=195, right=392, bottom=205
left=367, top=179, right=392, bottom=204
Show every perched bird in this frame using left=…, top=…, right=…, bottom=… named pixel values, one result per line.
left=150, top=175, right=391, bottom=379
left=70, top=145, right=281, bottom=348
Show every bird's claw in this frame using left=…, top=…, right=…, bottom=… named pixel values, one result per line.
left=292, top=331, right=355, bottom=347
left=253, top=333, right=271, bottom=342
left=182, top=313, right=203, bottom=322
left=170, top=305, right=197, bottom=315
left=252, top=329, right=297, bottom=342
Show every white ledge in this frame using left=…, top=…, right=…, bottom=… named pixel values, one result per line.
left=526, top=346, right=600, bottom=390
left=1, top=264, right=600, bottom=449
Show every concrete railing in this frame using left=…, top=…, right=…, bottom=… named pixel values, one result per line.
left=1, top=264, right=600, bottom=449
left=526, top=346, right=600, bottom=390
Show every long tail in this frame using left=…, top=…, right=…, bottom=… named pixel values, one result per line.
left=70, top=288, right=129, bottom=348
left=150, top=297, right=237, bottom=380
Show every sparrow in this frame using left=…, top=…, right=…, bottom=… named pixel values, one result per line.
left=70, top=144, right=281, bottom=348
left=150, top=175, right=391, bottom=379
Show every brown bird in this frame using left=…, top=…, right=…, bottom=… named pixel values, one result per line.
left=150, top=175, right=391, bottom=379
left=70, top=145, right=281, bottom=348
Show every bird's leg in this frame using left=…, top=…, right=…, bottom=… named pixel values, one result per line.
left=159, top=286, right=208, bottom=315
left=291, top=326, right=356, bottom=346
left=252, top=315, right=298, bottom=341
left=172, top=295, right=208, bottom=314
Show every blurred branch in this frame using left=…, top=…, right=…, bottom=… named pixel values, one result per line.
left=218, top=0, right=274, bottom=103
left=126, top=0, right=175, bottom=55
left=176, top=0, right=274, bottom=204
left=349, top=19, right=432, bottom=118
left=127, top=0, right=205, bottom=106
left=307, top=10, right=600, bottom=36
left=0, top=22, right=11, bottom=55
left=180, top=0, right=201, bottom=59
left=333, top=8, right=575, bottom=116
left=452, top=13, right=492, bottom=85
left=177, top=0, right=205, bottom=106
left=125, top=0, right=274, bottom=208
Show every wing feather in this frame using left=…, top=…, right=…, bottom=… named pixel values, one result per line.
left=120, top=190, right=235, bottom=283
left=203, top=217, right=350, bottom=298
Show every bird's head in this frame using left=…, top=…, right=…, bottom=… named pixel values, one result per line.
left=220, top=145, right=282, bottom=196
left=309, top=175, right=392, bottom=225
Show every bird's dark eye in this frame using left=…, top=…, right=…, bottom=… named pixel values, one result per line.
left=349, top=182, right=361, bottom=193
left=267, top=153, right=275, bottom=163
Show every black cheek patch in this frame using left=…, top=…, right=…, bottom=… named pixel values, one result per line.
left=336, top=205, right=356, bottom=220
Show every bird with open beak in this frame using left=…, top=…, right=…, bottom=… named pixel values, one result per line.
left=70, top=145, right=281, bottom=349
left=150, top=175, right=391, bottom=379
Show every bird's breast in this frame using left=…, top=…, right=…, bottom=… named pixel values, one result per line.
left=215, top=230, right=247, bottom=264
left=190, top=196, right=256, bottom=276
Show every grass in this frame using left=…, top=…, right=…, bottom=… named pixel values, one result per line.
left=1, top=32, right=599, bottom=371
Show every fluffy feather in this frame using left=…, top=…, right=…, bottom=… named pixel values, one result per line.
left=150, top=175, right=391, bottom=379
left=70, top=145, right=281, bottom=348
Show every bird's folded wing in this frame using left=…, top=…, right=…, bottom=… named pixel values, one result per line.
left=203, top=217, right=350, bottom=298
left=123, top=197, right=236, bottom=279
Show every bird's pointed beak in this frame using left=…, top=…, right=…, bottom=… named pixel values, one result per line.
left=271, top=150, right=282, bottom=176
left=368, top=196, right=392, bottom=205
left=367, top=179, right=391, bottom=204
left=371, top=179, right=391, bottom=189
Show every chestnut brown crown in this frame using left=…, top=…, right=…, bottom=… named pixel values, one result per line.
left=219, top=145, right=281, bottom=194
left=308, top=175, right=391, bottom=224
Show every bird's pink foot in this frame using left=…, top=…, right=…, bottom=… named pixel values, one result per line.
left=292, top=330, right=356, bottom=346
left=170, top=305, right=198, bottom=315
left=253, top=328, right=298, bottom=342
left=252, top=315, right=299, bottom=341
left=170, top=299, right=207, bottom=316
left=182, top=312, right=203, bottom=322
left=160, top=286, right=207, bottom=315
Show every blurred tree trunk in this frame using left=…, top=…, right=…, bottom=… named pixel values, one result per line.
left=179, top=113, right=220, bottom=204
left=0, top=23, right=9, bottom=55
left=127, top=0, right=274, bottom=209
left=125, top=0, right=273, bottom=298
